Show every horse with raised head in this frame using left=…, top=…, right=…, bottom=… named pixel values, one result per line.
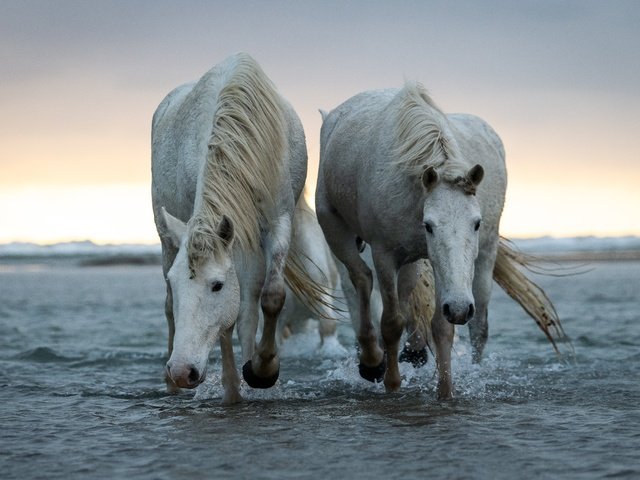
left=316, top=83, right=507, bottom=399
left=151, top=53, right=311, bottom=403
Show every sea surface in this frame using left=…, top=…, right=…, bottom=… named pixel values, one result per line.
left=1, top=252, right=639, bottom=479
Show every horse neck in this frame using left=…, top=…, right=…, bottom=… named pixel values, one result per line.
left=191, top=55, right=286, bottom=254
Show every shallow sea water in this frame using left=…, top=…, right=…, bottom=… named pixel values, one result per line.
left=1, top=261, right=639, bottom=479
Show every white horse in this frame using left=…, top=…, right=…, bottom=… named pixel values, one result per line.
left=276, top=195, right=342, bottom=349
left=316, top=83, right=507, bottom=399
left=151, top=53, right=312, bottom=404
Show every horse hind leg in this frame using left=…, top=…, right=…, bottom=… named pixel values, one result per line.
left=399, top=320, right=429, bottom=368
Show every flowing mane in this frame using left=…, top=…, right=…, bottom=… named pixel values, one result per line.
left=392, top=82, right=469, bottom=185
left=188, top=53, right=286, bottom=268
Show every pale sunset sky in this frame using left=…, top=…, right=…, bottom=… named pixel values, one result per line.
left=1, top=1, right=639, bottom=244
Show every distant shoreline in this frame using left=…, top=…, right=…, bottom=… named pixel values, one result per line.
left=1, top=237, right=639, bottom=267
left=525, top=250, right=640, bottom=263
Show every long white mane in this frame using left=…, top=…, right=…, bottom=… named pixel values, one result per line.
left=188, top=53, right=286, bottom=268
left=392, top=82, right=469, bottom=185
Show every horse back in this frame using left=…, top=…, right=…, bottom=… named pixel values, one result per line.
left=151, top=82, right=200, bottom=225
left=318, top=89, right=402, bottom=236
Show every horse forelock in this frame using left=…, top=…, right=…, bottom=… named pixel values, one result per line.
left=452, top=175, right=478, bottom=195
left=186, top=215, right=227, bottom=276
left=195, top=53, right=286, bottom=254
left=392, top=82, right=469, bottom=188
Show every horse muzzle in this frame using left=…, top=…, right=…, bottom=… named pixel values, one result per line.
left=165, top=361, right=206, bottom=389
left=442, top=301, right=475, bottom=325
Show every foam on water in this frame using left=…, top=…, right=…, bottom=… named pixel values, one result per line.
left=279, top=329, right=349, bottom=359
left=190, top=327, right=566, bottom=405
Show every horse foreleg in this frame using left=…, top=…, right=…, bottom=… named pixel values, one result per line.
left=374, top=253, right=414, bottom=392
left=432, top=311, right=455, bottom=400
left=220, top=324, right=242, bottom=404
left=469, top=245, right=496, bottom=363
left=161, top=241, right=179, bottom=393
left=243, top=214, right=291, bottom=389
left=317, top=209, right=383, bottom=381
left=163, top=281, right=180, bottom=393
left=235, top=254, right=265, bottom=365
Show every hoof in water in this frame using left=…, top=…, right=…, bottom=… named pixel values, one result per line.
left=399, top=346, right=429, bottom=368
left=358, top=358, right=386, bottom=383
left=242, top=360, right=279, bottom=389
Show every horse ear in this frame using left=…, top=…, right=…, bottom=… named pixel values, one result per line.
left=217, top=215, right=235, bottom=249
left=319, top=109, right=329, bottom=122
left=421, top=166, right=438, bottom=191
left=467, top=164, right=484, bottom=186
left=160, top=207, right=186, bottom=248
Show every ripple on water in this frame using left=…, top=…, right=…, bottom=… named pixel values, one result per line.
left=11, top=346, right=82, bottom=363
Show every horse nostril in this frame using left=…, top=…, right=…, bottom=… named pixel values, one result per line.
left=468, top=303, right=475, bottom=319
left=443, top=303, right=451, bottom=318
left=188, top=366, right=200, bottom=383
left=188, top=366, right=200, bottom=384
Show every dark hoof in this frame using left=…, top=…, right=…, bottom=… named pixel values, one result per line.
left=358, top=358, right=386, bottom=383
left=399, top=345, right=429, bottom=368
left=242, top=360, right=279, bottom=389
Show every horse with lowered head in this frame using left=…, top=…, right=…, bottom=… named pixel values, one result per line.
left=316, top=83, right=507, bottom=399
left=151, top=53, right=314, bottom=404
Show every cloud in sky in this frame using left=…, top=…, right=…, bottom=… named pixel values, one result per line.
left=1, top=1, right=639, bottom=242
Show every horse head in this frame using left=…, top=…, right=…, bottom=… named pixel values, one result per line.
left=160, top=207, right=240, bottom=388
left=421, top=164, right=484, bottom=325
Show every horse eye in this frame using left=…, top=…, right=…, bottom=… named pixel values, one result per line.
left=211, top=281, right=224, bottom=292
left=424, top=222, right=434, bottom=234
left=474, top=220, right=481, bottom=231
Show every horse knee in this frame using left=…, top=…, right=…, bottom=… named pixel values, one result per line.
left=349, top=267, right=373, bottom=296
left=469, top=309, right=489, bottom=362
left=432, top=314, right=455, bottom=343
left=261, top=281, right=286, bottom=319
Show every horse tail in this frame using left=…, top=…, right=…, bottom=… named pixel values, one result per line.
left=284, top=248, right=340, bottom=321
left=201, top=52, right=287, bottom=252
left=406, top=259, right=436, bottom=350
left=493, top=238, right=572, bottom=357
